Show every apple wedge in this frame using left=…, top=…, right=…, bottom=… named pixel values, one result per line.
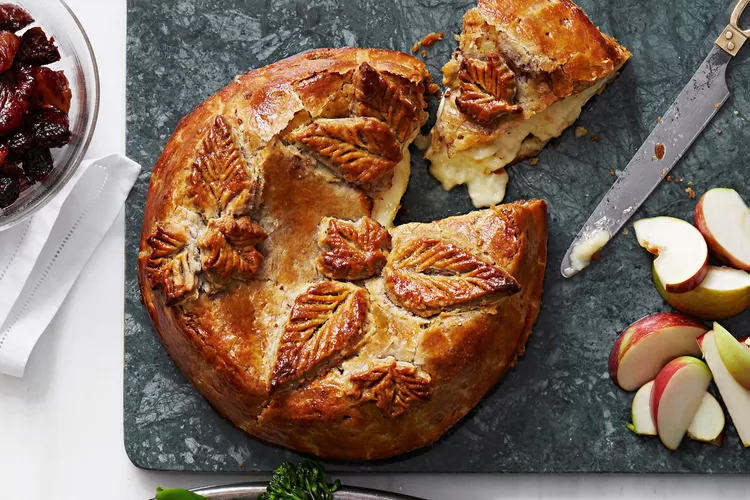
left=609, top=312, right=708, bottom=391
left=654, top=265, right=750, bottom=320
left=628, top=381, right=725, bottom=446
left=628, top=380, right=657, bottom=436
left=713, top=323, right=750, bottom=390
left=695, top=188, right=750, bottom=270
left=687, top=392, right=725, bottom=446
left=634, top=216, right=708, bottom=293
left=651, top=356, right=713, bottom=451
left=697, top=331, right=750, bottom=447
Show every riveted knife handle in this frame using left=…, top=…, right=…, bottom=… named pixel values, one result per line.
left=717, top=0, right=749, bottom=56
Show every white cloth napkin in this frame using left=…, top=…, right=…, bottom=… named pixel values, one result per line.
left=0, top=154, right=141, bottom=377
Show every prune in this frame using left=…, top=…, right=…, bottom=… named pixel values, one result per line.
left=0, top=175, right=19, bottom=208
left=22, top=147, right=52, bottom=182
left=0, top=4, right=33, bottom=33
left=0, top=67, right=33, bottom=135
left=0, top=30, right=18, bottom=72
left=29, top=108, right=71, bottom=148
left=31, top=66, right=71, bottom=113
left=15, top=27, right=59, bottom=66
left=3, top=128, right=31, bottom=150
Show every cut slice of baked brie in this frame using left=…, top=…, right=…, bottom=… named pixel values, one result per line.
left=426, top=0, right=631, bottom=207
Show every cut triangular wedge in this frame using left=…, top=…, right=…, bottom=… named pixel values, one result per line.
left=687, top=393, right=725, bottom=446
left=698, top=330, right=750, bottom=447
left=426, top=0, right=630, bottom=208
left=651, top=356, right=712, bottom=451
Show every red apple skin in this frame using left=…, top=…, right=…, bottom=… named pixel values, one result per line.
left=609, top=312, right=707, bottom=389
left=695, top=195, right=750, bottom=271
left=650, top=356, right=706, bottom=426
left=663, top=253, right=709, bottom=294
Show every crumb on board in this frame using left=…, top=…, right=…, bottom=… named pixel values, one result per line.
left=591, top=135, right=600, bottom=142
left=657, top=117, right=663, bottom=124
left=661, top=167, right=668, bottom=177
left=574, top=126, right=588, bottom=138
left=609, top=169, right=615, bottom=176
left=665, top=175, right=673, bottom=182
left=715, top=103, right=722, bottom=109
left=412, top=32, right=444, bottom=53
left=686, top=187, right=696, bottom=199
left=655, top=143, right=665, bottom=160
left=652, top=156, right=658, bottom=161
left=421, top=50, right=428, bottom=58
left=529, top=157, right=539, bottom=166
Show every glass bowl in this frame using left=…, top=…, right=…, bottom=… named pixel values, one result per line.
left=0, top=0, right=99, bottom=231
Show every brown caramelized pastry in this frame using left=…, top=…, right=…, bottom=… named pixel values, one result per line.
left=138, top=48, right=548, bottom=460
left=427, top=0, right=631, bottom=208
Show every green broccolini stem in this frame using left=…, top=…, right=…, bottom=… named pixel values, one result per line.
left=259, top=461, right=341, bottom=500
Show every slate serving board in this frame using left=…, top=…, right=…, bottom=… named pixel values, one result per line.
left=125, top=0, right=750, bottom=472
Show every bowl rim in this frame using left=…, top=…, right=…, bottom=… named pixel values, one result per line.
left=0, top=0, right=101, bottom=232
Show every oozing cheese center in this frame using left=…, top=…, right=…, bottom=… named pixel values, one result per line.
left=429, top=77, right=610, bottom=208
left=372, top=148, right=411, bottom=227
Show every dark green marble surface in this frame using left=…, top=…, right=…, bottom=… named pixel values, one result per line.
left=125, top=0, right=750, bottom=472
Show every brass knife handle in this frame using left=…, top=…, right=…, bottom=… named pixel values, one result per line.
left=717, top=0, right=749, bottom=56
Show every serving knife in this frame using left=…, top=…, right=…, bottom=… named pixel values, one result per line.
left=561, top=0, right=749, bottom=278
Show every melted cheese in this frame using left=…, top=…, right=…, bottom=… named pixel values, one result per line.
left=429, top=78, right=610, bottom=208
left=372, top=149, right=410, bottom=227
left=564, top=228, right=610, bottom=277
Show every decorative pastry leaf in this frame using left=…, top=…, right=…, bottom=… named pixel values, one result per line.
left=197, top=214, right=267, bottom=287
left=188, top=115, right=262, bottom=218
left=354, top=62, right=417, bottom=142
left=290, top=117, right=402, bottom=185
left=316, top=217, right=391, bottom=280
left=384, top=238, right=520, bottom=317
left=455, top=54, right=522, bottom=125
left=350, top=358, right=431, bottom=418
left=272, top=282, right=368, bottom=389
left=145, top=221, right=200, bottom=306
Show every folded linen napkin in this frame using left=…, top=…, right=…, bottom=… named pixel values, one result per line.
left=0, top=154, right=141, bottom=377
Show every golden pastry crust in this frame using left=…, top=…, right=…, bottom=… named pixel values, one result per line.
left=428, top=0, right=631, bottom=158
left=138, top=47, right=548, bottom=460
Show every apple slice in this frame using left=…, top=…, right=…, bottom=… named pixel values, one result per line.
left=628, top=380, right=657, bottom=436
left=687, top=392, right=725, bottom=446
left=634, top=216, right=708, bottom=293
left=697, top=331, right=750, bottom=447
left=694, top=188, right=750, bottom=270
left=627, top=381, right=725, bottom=446
left=713, top=322, right=750, bottom=390
left=651, top=356, right=713, bottom=451
left=654, top=265, right=750, bottom=320
left=609, top=312, right=708, bottom=391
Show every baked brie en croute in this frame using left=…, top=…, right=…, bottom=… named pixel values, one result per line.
left=138, top=48, right=548, bottom=460
left=427, top=0, right=631, bottom=208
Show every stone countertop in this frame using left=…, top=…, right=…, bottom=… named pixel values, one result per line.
left=124, top=0, right=750, bottom=475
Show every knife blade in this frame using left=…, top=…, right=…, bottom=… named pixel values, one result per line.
left=561, top=0, right=749, bottom=278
